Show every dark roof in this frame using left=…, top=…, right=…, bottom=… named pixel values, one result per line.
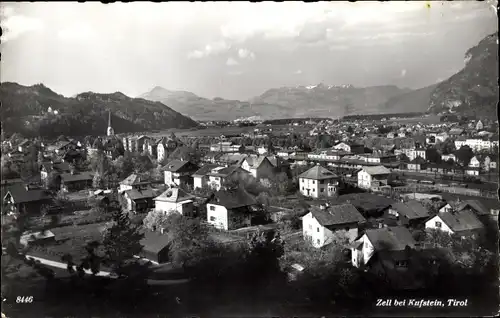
left=365, top=226, right=416, bottom=252
left=453, top=200, right=490, bottom=216
left=209, top=187, right=257, bottom=209
left=141, top=230, right=171, bottom=254
left=410, top=157, right=426, bottom=164
left=298, top=165, right=338, bottom=180
left=4, top=184, right=52, bottom=203
left=163, top=160, right=198, bottom=173
left=120, top=173, right=148, bottom=186
left=437, top=210, right=484, bottom=233
left=124, top=188, right=157, bottom=201
left=391, top=200, right=430, bottom=220
left=192, top=164, right=221, bottom=177
left=310, top=204, right=366, bottom=227
left=60, top=171, right=93, bottom=183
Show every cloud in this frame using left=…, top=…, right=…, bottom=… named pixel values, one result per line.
left=0, top=6, right=44, bottom=42
left=57, top=23, right=95, bottom=41
left=228, top=70, right=243, bottom=76
left=294, top=69, right=303, bottom=75
left=401, top=69, right=407, bottom=77
left=237, top=48, right=255, bottom=60
left=226, top=57, right=239, bottom=66
left=187, top=40, right=231, bottom=59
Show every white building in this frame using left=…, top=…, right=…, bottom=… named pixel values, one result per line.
left=350, top=226, right=416, bottom=268
left=425, top=210, right=484, bottom=237
left=357, top=166, right=391, bottom=190
left=153, top=188, right=195, bottom=216
left=302, top=203, right=365, bottom=248
left=298, top=165, right=339, bottom=198
left=206, top=187, right=259, bottom=230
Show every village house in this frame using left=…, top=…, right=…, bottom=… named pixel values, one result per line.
left=206, top=187, right=262, bottom=230
left=163, top=160, right=200, bottom=187
left=302, top=203, right=366, bottom=248
left=119, top=173, right=151, bottom=192
left=332, top=142, right=364, bottom=154
left=17, top=140, right=33, bottom=153
left=406, top=157, right=427, bottom=171
left=59, top=171, right=93, bottom=192
left=386, top=200, right=430, bottom=228
left=401, top=148, right=426, bottom=161
left=192, top=164, right=222, bottom=189
left=350, top=226, right=416, bottom=269
left=3, top=184, right=53, bottom=215
left=425, top=209, right=484, bottom=237
left=206, top=165, right=251, bottom=191
left=154, top=187, right=195, bottom=216
left=122, top=187, right=157, bottom=214
left=210, top=141, right=241, bottom=153
left=357, top=166, right=391, bottom=190
left=441, top=153, right=456, bottom=162
left=240, top=155, right=276, bottom=180
left=156, top=136, right=178, bottom=163
left=298, top=165, right=339, bottom=198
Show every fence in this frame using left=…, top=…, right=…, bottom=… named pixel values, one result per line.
left=390, top=184, right=496, bottom=199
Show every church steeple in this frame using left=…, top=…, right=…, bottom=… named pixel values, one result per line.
left=107, top=110, right=114, bottom=136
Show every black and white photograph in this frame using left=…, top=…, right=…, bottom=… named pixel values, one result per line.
left=1, top=1, right=499, bottom=317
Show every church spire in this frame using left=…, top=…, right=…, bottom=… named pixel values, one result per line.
left=107, top=110, right=114, bottom=136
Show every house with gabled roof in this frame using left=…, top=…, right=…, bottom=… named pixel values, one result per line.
left=154, top=187, right=195, bottom=216
left=350, top=226, right=416, bottom=269
left=425, top=208, right=484, bottom=237
left=302, top=203, right=366, bottom=248
left=3, top=184, right=53, bottom=214
left=192, top=164, right=222, bottom=189
left=206, top=165, right=251, bottom=191
left=241, top=155, right=276, bottom=180
left=357, top=165, right=391, bottom=190
left=386, top=200, right=430, bottom=228
left=298, top=165, right=339, bottom=198
left=59, top=171, right=93, bottom=192
left=122, top=187, right=157, bottom=214
left=163, top=160, right=199, bottom=187
left=119, top=173, right=151, bottom=192
left=206, top=187, right=262, bottom=230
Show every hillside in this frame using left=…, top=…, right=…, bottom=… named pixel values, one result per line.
left=0, top=83, right=199, bottom=138
left=379, top=83, right=439, bottom=113
left=428, top=33, right=498, bottom=117
left=139, top=86, right=280, bottom=121
left=140, top=84, right=412, bottom=121
left=250, top=84, right=411, bottom=117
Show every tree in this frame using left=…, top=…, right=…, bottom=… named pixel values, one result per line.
left=132, top=153, right=154, bottom=173
left=437, top=139, right=456, bottom=155
left=455, top=146, right=474, bottom=167
left=426, top=147, right=442, bottom=163
left=112, top=154, right=135, bottom=179
left=142, top=209, right=171, bottom=231
left=102, top=210, right=145, bottom=274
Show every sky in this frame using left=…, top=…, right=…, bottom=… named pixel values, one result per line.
left=1, top=1, right=498, bottom=100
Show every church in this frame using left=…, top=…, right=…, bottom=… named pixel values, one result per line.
left=85, top=111, right=123, bottom=160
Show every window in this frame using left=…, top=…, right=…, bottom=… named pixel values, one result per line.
left=317, top=239, right=320, bottom=245
left=320, top=189, right=324, bottom=193
left=302, top=187, right=305, bottom=190
left=210, top=216, right=216, bottom=221
left=435, top=221, right=442, bottom=228
left=312, top=180, right=316, bottom=184
left=317, top=227, right=320, bottom=233
left=320, top=180, right=324, bottom=185
left=364, top=242, right=369, bottom=249
left=312, top=188, right=315, bottom=192
left=210, top=206, right=215, bottom=211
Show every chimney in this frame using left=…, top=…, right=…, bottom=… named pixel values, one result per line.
left=319, top=204, right=326, bottom=210
left=378, top=222, right=383, bottom=229
left=160, top=227, right=165, bottom=234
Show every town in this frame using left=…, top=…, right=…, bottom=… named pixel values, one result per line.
left=1, top=1, right=498, bottom=317
left=2, top=110, right=499, bottom=315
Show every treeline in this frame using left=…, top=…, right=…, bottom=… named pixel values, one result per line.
left=342, top=112, right=425, bottom=121
left=262, top=118, right=331, bottom=125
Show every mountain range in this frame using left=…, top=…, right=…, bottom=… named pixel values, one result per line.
left=140, top=33, right=498, bottom=121
left=1, top=33, right=496, bottom=138
left=0, top=83, right=198, bottom=138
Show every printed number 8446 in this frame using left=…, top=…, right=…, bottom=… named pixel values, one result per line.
left=16, top=296, right=33, bottom=303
